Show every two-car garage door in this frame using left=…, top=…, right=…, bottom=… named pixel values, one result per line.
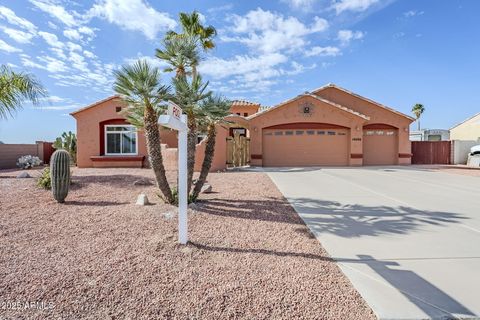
left=262, top=128, right=349, bottom=166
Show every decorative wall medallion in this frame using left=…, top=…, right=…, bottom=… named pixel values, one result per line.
left=299, top=102, right=314, bottom=117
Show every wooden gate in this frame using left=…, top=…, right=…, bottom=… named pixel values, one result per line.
left=226, top=133, right=250, bottom=167
left=412, top=141, right=451, bottom=164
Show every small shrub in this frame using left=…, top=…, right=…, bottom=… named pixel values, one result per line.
left=37, top=167, right=51, bottom=189
left=17, top=155, right=42, bottom=169
left=158, top=186, right=195, bottom=205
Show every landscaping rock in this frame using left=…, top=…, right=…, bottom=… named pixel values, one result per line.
left=133, top=179, right=153, bottom=186
left=135, top=193, right=150, bottom=205
left=200, top=184, right=212, bottom=193
left=16, top=172, right=31, bottom=178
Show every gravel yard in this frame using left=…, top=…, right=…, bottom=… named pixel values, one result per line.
left=0, top=167, right=374, bottom=319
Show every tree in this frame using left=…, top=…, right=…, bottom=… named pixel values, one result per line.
left=171, top=74, right=211, bottom=192
left=0, top=64, right=47, bottom=119
left=113, top=60, right=174, bottom=204
left=412, top=103, right=425, bottom=131
left=191, top=95, right=232, bottom=200
left=165, top=11, right=216, bottom=79
left=155, top=36, right=200, bottom=78
left=53, top=131, right=77, bottom=164
left=157, top=11, right=218, bottom=194
left=166, top=11, right=217, bottom=51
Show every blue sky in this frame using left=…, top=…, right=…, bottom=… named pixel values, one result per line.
left=0, top=0, right=479, bottom=143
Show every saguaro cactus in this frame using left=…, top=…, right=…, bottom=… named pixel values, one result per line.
left=50, top=149, right=70, bottom=203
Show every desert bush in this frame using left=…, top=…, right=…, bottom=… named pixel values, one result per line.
left=16, top=155, right=42, bottom=169
left=37, top=167, right=51, bottom=189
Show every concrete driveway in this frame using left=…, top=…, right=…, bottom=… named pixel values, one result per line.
left=265, top=166, right=480, bottom=320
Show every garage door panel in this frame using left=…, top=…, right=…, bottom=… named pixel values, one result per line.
left=363, top=129, right=398, bottom=165
left=263, top=129, right=349, bottom=166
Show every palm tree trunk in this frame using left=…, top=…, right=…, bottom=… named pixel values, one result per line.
left=191, top=122, right=216, bottom=200
left=144, top=105, right=174, bottom=204
left=187, top=110, right=197, bottom=192
left=417, top=119, right=420, bottom=131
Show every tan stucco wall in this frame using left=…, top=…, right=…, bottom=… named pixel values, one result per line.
left=248, top=95, right=366, bottom=166
left=72, top=98, right=149, bottom=168
left=450, top=113, right=480, bottom=141
left=73, top=98, right=227, bottom=171
left=230, top=105, right=259, bottom=117
left=315, top=87, right=413, bottom=164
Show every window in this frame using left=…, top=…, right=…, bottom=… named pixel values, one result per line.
left=376, top=130, right=385, bottom=135
left=365, top=130, right=375, bottom=136
left=285, top=131, right=294, bottom=136
left=243, top=112, right=248, bottom=117
left=296, top=130, right=304, bottom=135
left=386, top=131, right=395, bottom=136
left=105, top=125, right=137, bottom=155
left=274, top=131, right=283, bottom=136
left=306, top=130, right=315, bottom=135
left=115, top=106, right=122, bottom=112
left=317, top=131, right=325, bottom=135
left=327, top=131, right=336, bottom=135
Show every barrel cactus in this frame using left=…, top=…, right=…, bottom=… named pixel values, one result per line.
left=50, top=149, right=70, bottom=203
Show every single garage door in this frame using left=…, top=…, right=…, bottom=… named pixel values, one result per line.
left=263, top=128, right=349, bottom=166
left=363, top=129, right=398, bottom=165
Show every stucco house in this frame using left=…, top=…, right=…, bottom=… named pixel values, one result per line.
left=450, top=112, right=480, bottom=141
left=71, top=83, right=414, bottom=169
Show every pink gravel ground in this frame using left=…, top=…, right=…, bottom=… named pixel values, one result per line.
left=0, top=167, right=374, bottom=319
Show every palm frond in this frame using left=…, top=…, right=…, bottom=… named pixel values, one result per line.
left=0, top=65, right=47, bottom=119
left=113, top=59, right=171, bottom=128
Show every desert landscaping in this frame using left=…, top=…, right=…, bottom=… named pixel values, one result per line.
left=0, top=168, right=374, bottom=319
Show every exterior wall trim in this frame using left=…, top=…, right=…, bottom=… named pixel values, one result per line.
left=363, top=123, right=398, bottom=129
left=264, top=122, right=350, bottom=130
left=398, top=153, right=413, bottom=158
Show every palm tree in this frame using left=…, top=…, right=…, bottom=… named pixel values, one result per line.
left=166, top=11, right=217, bottom=51
left=191, top=95, right=232, bottom=200
left=165, top=11, right=216, bottom=79
left=155, top=36, right=200, bottom=77
left=412, top=103, right=425, bottom=131
left=171, top=74, right=211, bottom=192
left=0, top=64, right=47, bottom=119
left=113, top=60, right=174, bottom=204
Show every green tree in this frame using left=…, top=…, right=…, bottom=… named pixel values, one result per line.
left=53, top=131, right=77, bottom=164
left=155, top=36, right=200, bottom=78
left=191, top=95, right=232, bottom=200
left=171, top=74, right=211, bottom=192
left=113, top=60, right=174, bottom=204
left=412, top=103, right=425, bottom=131
left=0, top=65, right=47, bottom=119
left=166, top=11, right=217, bottom=51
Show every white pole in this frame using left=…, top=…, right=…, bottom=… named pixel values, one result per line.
left=178, top=114, right=188, bottom=244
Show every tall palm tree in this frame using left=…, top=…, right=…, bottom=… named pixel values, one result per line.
left=166, top=11, right=217, bottom=51
left=165, top=11, right=216, bottom=79
left=191, top=95, right=231, bottom=200
left=171, top=74, right=211, bottom=192
left=0, top=64, right=47, bottom=119
left=412, top=103, right=425, bottom=131
left=155, top=36, right=200, bottom=78
left=113, top=60, right=174, bottom=204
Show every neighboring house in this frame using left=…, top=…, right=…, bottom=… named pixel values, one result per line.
left=450, top=112, right=480, bottom=141
left=410, top=129, right=450, bottom=141
left=72, top=83, right=414, bottom=169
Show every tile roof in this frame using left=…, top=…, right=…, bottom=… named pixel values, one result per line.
left=247, top=92, right=370, bottom=121
left=231, top=100, right=260, bottom=107
left=313, top=83, right=415, bottom=121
